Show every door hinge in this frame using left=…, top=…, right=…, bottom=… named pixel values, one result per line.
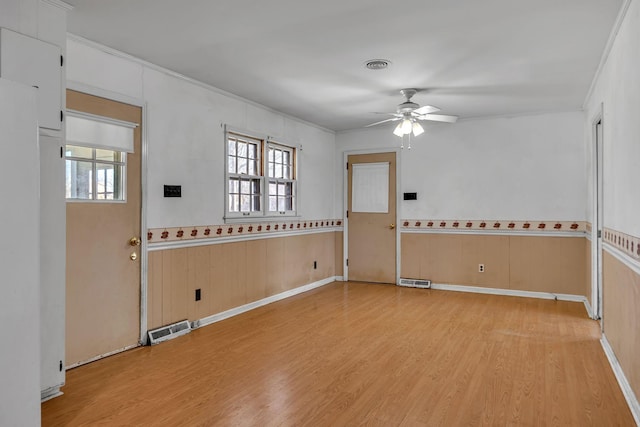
left=598, top=230, right=602, bottom=238
left=59, top=360, right=63, bottom=372
left=60, top=146, right=63, bottom=158
left=346, top=162, right=349, bottom=170
left=60, top=110, right=64, bottom=122
left=60, top=55, right=64, bottom=66
left=346, top=210, right=349, bottom=218
left=346, top=259, right=349, bottom=266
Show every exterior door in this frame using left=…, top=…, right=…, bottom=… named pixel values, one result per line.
left=347, top=152, right=397, bottom=283
left=65, top=90, right=142, bottom=367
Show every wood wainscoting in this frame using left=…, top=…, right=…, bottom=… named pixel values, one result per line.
left=148, top=231, right=343, bottom=330
left=603, top=250, right=640, bottom=404
left=401, top=233, right=587, bottom=296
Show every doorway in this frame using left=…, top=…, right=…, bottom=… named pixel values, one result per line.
left=346, top=152, right=397, bottom=284
left=65, top=90, right=143, bottom=367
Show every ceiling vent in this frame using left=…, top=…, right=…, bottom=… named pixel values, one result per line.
left=365, top=59, right=391, bottom=70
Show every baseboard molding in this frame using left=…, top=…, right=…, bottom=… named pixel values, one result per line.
left=430, top=283, right=589, bottom=308
left=583, top=298, right=595, bottom=320
left=601, top=334, right=640, bottom=425
left=66, top=343, right=140, bottom=370
left=40, top=386, right=63, bottom=403
left=194, top=276, right=339, bottom=329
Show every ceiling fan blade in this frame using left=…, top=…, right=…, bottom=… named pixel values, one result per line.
left=418, top=114, right=459, bottom=123
left=413, top=105, right=440, bottom=115
left=372, top=112, right=403, bottom=117
left=364, top=117, right=401, bottom=127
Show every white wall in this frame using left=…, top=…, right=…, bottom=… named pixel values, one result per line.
left=584, top=0, right=640, bottom=237
left=336, top=111, right=587, bottom=221
left=67, top=37, right=336, bottom=228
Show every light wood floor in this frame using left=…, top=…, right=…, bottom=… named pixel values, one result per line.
left=42, top=282, right=635, bottom=426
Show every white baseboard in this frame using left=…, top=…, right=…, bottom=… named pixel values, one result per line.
left=601, top=334, right=640, bottom=426
left=583, top=298, right=595, bottom=320
left=194, top=276, right=338, bottom=329
left=40, top=387, right=63, bottom=403
left=430, top=283, right=589, bottom=309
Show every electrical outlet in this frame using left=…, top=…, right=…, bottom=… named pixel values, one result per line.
left=478, top=264, right=485, bottom=273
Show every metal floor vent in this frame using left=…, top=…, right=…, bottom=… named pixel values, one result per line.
left=148, top=320, right=191, bottom=345
left=398, top=278, right=432, bottom=289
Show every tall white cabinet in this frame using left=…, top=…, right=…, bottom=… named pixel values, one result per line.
left=0, top=0, right=70, bottom=407
left=0, top=77, right=41, bottom=427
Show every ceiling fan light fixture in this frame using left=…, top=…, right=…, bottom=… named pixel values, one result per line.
left=401, top=119, right=412, bottom=134
left=393, top=122, right=404, bottom=137
left=412, top=122, right=424, bottom=136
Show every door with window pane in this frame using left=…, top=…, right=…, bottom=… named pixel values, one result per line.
left=65, top=90, right=142, bottom=367
left=347, top=152, right=397, bottom=283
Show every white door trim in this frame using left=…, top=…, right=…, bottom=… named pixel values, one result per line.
left=591, top=104, right=603, bottom=322
left=342, top=147, right=402, bottom=284
left=66, top=82, right=149, bottom=345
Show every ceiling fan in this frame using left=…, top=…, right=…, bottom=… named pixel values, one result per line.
left=366, top=88, right=458, bottom=137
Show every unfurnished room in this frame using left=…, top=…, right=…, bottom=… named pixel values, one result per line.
left=0, top=0, right=639, bottom=425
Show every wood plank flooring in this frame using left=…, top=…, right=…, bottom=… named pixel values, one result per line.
left=42, top=282, right=635, bottom=426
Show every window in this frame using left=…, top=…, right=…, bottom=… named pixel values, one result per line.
left=225, top=130, right=297, bottom=219
left=65, top=145, right=126, bottom=201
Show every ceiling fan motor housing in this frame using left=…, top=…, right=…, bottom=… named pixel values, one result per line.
left=397, top=101, right=419, bottom=114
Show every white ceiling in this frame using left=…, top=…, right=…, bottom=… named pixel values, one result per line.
left=65, top=0, right=622, bottom=132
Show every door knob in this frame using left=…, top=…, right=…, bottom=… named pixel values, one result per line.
left=389, top=224, right=396, bottom=230
left=129, top=237, right=141, bottom=246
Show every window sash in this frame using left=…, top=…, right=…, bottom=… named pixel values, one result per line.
left=224, top=128, right=298, bottom=219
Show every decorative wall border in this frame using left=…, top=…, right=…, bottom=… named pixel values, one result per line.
left=148, top=219, right=342, bottom=245
left=603, top=227, right=640, bottom=262
left=401, top=219, right=586, bottom=234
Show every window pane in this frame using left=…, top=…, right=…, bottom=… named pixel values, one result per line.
left=237, top=157, right=247, bottom=174
left=240, top=194, right=251, bottom=212
left=252, top=179, right=261, bottom=195
left=248, top=143, right=257, bottom=159
left=238, top=142, right=247, bottom=157
left=229, top=194, right=239, bottom=212
left=228, top=156, right=236, bottom=173
left=229, top=178, right=239, bottom=194
left=275, top=163, right=283, bottom=179
left=248, top=160, right=257, bottom=176
left=278, top=182, right=285, bottom=196
left=95, top=163, right=116, bottom=200
left=66, top=145, right=93, bottom=159
left=269, top=196, right=277, bottom=211
left=283, top=151, right=290, bottom=166
left=95, top=149, right=121, bottom=162
left=278, top=197, right=285, bottom=211
left=228, top=139, right=236, bottom=155
left=274, top=149, right=282, bottom=163
left=268, top=148, right=274, bottom=162
left=240, top=179, right=250, bottom=194
left=285, top=196, right=293, bottom=211
left=65, top=159, right=93, bottom=199
left=268, top=162, right=275, bottom=178
left=269, top=181, right=277, bottom=196
left=252, top=195, right=261, bottom=211
left=285, top=182, right=293, bottom=196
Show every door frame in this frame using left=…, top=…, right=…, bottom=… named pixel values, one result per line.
left=67, top=81, right=149, bottom=345
left=591, top=104, right=604, bottom=323
left=343, top=148, right=402, bottom=284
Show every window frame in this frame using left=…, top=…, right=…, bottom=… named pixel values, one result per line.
left=224, top=127, right=298, bottom=221
left=65, top=144, right=127, bottom=203
left=266, top=141, right=297, bottom=216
